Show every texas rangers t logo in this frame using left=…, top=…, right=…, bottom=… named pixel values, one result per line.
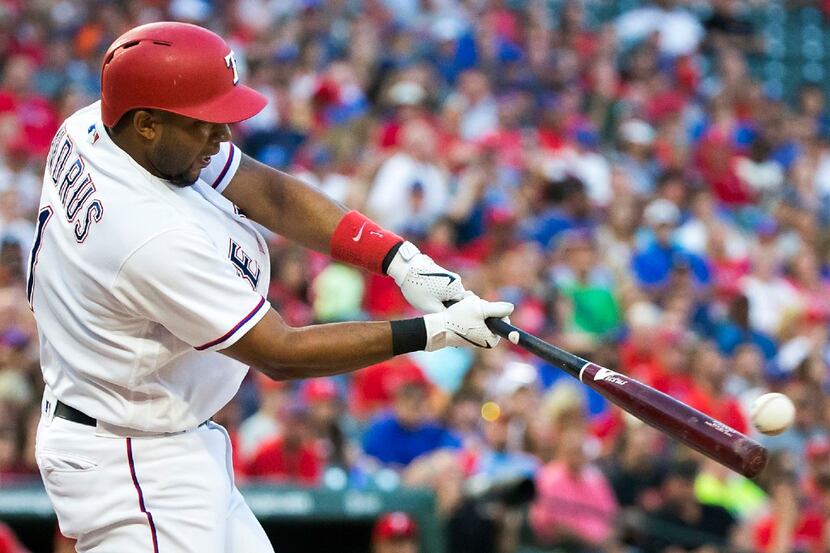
left=229, top=239, right=260, bottom=289
left=224, top=51, right=239, bottom=85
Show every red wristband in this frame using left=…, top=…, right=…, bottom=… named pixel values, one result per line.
left=330, top=211, right=403, bottom=274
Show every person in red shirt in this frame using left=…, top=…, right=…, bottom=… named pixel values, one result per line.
left=694, top=124, right=753, bottom=206
left=376, top=81, right=430, bottom=151
left=301, top=377, right=349, bottom=468
left=648, top=331, right=698, bottom=401
left=0, top=55, right=59, bottom=156
left=687, top=341, right=748, bottom=434
left=244, top=403, right=323, bottom=486
left=753, top=479, right=825, bottom=553
left=802, top=436, right=830, bottom=510
left=536, top=98, right=569, bottom=153
left=618, top=302, right=663, bottom=385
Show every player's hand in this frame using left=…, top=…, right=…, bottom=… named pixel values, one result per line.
left=423, top=294, right=514, bottom=351
left=387, top=241, right=466, bottom=313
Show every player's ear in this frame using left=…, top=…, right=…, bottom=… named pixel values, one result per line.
left=132, top=109, right=160, bottom=141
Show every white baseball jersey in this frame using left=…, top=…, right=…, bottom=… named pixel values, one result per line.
left=29, top=101, right=272, bottom=433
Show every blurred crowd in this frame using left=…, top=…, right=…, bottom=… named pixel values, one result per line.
left=2, top=0, right=830, bottom=552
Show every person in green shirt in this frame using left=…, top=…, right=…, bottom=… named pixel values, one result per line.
left=550, top=230, right=622, bottom=345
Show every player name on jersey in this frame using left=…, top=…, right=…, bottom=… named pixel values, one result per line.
left=45, top=125, right=104, bottom=242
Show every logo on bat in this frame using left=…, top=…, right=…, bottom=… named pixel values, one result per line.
left=593, top=367, right=628, bottom=386
left=704, top=419, right=735, bottom=437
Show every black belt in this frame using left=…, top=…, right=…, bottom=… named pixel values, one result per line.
left=53, top=400, right=211, bottom=431
left=54, top=400, right=97, bottom=427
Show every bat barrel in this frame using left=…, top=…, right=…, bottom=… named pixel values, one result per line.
left=485, top=318, right=769, bottom=479
left=579, top=363, right=768, bottom=479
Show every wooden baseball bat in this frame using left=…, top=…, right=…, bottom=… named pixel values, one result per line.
left=487, top=317, right=768, bottom=478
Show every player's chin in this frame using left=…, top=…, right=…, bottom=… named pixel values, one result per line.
left=168, top=166, right=202, bottom=187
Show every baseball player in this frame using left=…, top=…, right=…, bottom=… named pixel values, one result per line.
left=30, top=22, right=513, bottom=553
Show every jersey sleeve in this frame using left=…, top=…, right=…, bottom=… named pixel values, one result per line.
left=113, top=228, right=270, bottom=352
left=199, top=141, right=241, bottom=194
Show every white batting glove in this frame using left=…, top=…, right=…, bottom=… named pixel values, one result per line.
left=423, top=295, right=514, bottom=351
left=387, top=241, right=467, bottom=313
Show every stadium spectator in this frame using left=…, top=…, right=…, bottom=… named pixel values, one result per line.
left=633, top=199, right=711, bottom=298
left=363, top=380, right=460, bottom=468
left=549, top=229, right=622, bottom=348
left=0, top=55, right=59, bottom=157
left=614, top=119, right=662, bottom=197
left=466, top=410, right=538, bottom=483
left=520, top=173, right=593, bottom=251
left=750, top=456, right=824, bottom=553
left=687, top=340, right=748, bottom=434
left=238, top=374, right=288, bottom=460
left=605, top=424, right=665, bottom=510
left=245, top=403, right=323, bottom=485
left=529, top=426, right=619, bottom=550
left=0, top=141, right=40, bottom=218
left=377, top=80, right=429, bottom=151
left=300, top=377, right=351, bottom=469
left=348, top=356, right=429, bottom=420
left=641, top=459, right=736, bottom=553
left=366, top=119, right=449, bottom=238
left=740, top=245, right=799, bottom=337
left=713, top=294, right=777, bottom=361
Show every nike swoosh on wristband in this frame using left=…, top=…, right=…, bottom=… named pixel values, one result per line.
left=418, top=272, right=457, bottom=284
left=352, top=222, right=367, bottom=241
left=451, top=330, right=490, bottom=348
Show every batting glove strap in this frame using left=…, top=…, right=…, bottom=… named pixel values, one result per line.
left=388, top=241, right=467, bottom=314
left=423, top=295, right=514, bottom=352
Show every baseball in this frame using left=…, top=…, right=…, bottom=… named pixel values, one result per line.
left=750, top=393, right=795, bottom=436
left=508, top=331, right=520, bottom=345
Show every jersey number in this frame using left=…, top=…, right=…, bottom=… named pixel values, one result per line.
left=27, top=206, right=53, bottom=308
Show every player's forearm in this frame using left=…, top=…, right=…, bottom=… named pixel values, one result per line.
left=223, top=309, right=424, bottom=380
left=264, top=321, right=399, bottom=379
left=224, top=298, right=511, bottom=378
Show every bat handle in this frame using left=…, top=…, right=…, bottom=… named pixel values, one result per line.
left=484, top=316, right=515, bottom=337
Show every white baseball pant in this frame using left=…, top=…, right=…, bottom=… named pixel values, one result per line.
left=36, top=390, right=275, bottom=553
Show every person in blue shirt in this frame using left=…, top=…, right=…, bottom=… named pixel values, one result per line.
left=363, top=380, right=461, bottom=467
left=521, top=174, right=594, bottom=250
left=714, top=294, right=777, bottom=361
left=632, top=199, right=711, bottom=295
left=472, top=411, right=538, bottom=482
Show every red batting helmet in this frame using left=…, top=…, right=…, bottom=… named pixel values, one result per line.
left=100, top=22, right=267, bottom=127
